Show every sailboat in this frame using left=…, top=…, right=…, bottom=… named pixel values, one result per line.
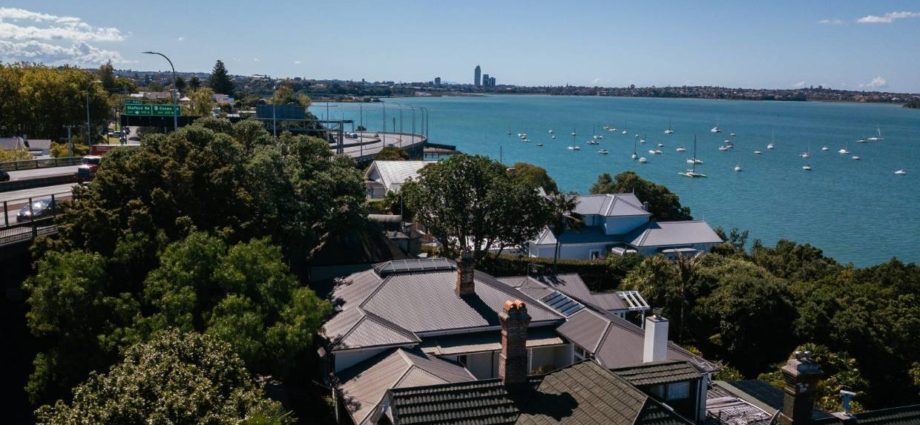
left=767, top=129, right=775, bottom=150
left=568, top=128, right=580, bottom=150
left=800, top=143, right=811, bottom=159
left=679, top=136, right=707, bottom=178
left=895, top=169, right=907, bottom=176
left=838, top=143, right=849, bottom=155
left=821, top=145, right=829, bottom=151
left=803, top=164, right=812, bottom=171
left=710, top=124, right=721, bottom=133
left=676, top=146, right=687, bottom=153
left=664, top=119, right=674, bottom=135
left=638, top=157, right=648, bottom=163
left=631, top=136, right=638, bottom=160
left=734, top=164, right=743, bottom=172
left=622, top=120, right=628, bottom=135
left=597, top=149, right=609, bottom=155
left=867, top=126, right=884, bottom=142
left=548, top=129, right=554, bottom=134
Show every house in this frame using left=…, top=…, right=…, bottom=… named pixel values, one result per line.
left=705, top=351, right=920, bottom=425
left=321, top=256, right=716, bottom=424
left=0, top=136, right=26, bottom=151
left=364, top=160, right=436, bottom=199
left=527, top=193, right=722, bottom=260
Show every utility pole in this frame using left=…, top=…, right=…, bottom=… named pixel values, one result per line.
left=142, top=51, right=178, bottom=131
left=63, top=125, right=76, bottom=157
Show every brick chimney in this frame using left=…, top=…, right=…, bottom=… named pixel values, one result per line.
left=778, top=351, right=824, bottom=425
left=455, top=249, right=475, bottom=296
left=643, top=314, right=669, bottom=363
left=499, top=299, right=530, bottom=385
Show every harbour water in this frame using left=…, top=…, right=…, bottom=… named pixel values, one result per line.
left=311, top=95, right=920, bottom=266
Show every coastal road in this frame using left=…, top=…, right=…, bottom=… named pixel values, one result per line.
left=338, top=132, right=426, bottom=161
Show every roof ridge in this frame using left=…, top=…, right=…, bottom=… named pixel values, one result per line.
left=475, top=270, right=565, bottom=320
left=362, top=310, right=421, bottom=343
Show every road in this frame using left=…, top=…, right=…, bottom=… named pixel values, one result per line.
left=339, top=132, right=426, bottom=161
left=1, top=184, right=74, bottom=226
left=7, top=166, right=80, bottom=181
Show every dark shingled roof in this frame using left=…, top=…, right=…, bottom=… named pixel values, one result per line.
left=611, top=361, right=702, bottom=387
left=385, top=361, right=693, bottom=425
left=814, top=404, right=920, bottom=425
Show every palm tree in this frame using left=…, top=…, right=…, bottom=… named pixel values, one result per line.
left=547, top=192, right=583, bottom=273
left=673, top=252, right=702, bottom=343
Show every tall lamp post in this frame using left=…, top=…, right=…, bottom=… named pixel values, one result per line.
left=142, top=51, right=178, bottom=131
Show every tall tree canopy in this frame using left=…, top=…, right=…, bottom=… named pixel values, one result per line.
left=589, top=171, right=692, bottom=220
left=26, top=118, right=363, bottom=405
left=402, top=154, right=551, bottom=261
left=208, top=60, right=235, bottom=96
left=0, top=64, right=110, bottom=140
left=34, top=330, right=293, bottom=424
left=509, top=162, right=558, bottom=193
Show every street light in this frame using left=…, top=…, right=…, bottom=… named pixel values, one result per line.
left=142, top=51, right=178, bottom=131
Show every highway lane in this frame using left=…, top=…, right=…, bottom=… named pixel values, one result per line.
left=0, top=183, right=76, bottom=204
left=7, top=165, right=80, bottom=181
left=339, top=132, right=425, bottom=160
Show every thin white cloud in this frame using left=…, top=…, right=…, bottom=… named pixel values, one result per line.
left=817, top=18, right=846, bottom=25
left=177, top=36, right=185, bottom=42
left=857, top=11, right=920, bottom=24
left=293, top=60, right=302, bottom=65
left=860, top=76, right=888, bottom=89
left=792, top=81, right=807, bottom=89
left=0, top=7, right=127, bottom=65
left=253, top=57, right=261, bottom=62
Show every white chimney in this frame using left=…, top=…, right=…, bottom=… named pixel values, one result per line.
left=643, top=315, right=669, bottom=363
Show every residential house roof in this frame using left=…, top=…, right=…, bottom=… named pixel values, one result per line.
left=499, top=274, right=648, bottom=313
left=0, top=137, right=25, bottom=151
left=365, top=160, right=436, bottom=192
left=611, top=361, right=702, bottom=387
left=384, top=361, right=694, bottom=425
left=628, top=220, right=723, bottom=248
left=498, top=275, right=714, bottom=372
left=419, top=328, right=565, bottom=356
left=323, top=260, right=563, bottom=351
left=574, top=193, right=651, bottom=218
left=337, top=348, right=476, bottom=425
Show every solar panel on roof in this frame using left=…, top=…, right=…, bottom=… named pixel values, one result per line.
left=540, top=291, right=584, bottom=317
left=373, top=258, right=455, bottom=277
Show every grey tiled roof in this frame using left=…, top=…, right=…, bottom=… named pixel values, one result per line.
left=386, top=361, right=693, bottom=425
left=611, top=361, right=702, bottom=386
left=419, top=328, right=565, bottom=356
left=574, top=193, right=650, bottom=218
left=324, top=259, right=563, bottom=351
left=628, top=220, right=723, bottom=247
left=337, top=348, right=475, bottom=425
left=816, top=404, right=920, bottom=425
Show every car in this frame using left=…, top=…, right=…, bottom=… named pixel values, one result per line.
left=16, top=198, right=58, bottom=222
left=0, top=170, right=9, bottom=182
left=76, top=155, right=102, bottom=180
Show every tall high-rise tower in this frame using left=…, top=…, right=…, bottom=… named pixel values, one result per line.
left=474, top=65, right=481, bottom=87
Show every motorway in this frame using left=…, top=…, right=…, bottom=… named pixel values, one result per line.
left=1, top=184, right=75, bottom=226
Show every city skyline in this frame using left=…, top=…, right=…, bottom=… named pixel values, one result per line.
left=2, top=1, right=920, bottom=92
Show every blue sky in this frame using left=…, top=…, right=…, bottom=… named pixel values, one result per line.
left=2, top=1, right=920, bottom=92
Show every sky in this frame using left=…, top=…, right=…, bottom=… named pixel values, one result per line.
left=2, top=1, right=920, bottom=92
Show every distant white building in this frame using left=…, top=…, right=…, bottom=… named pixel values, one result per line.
left=364, top=160, right=436, bottom=199
left=528, top=193, right=722, bottom=260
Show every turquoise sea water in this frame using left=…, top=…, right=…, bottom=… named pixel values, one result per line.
left=310, top=96, right=920, bottom=266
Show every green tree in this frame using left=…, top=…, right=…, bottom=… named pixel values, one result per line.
left=589, top=172, right=616, bottom=194
left=208, top=60, right=235, bottom=96
left=189, top=75, right=202, bottom=90
left=509, top=162, right=558, bottom=193
left=141, top=233, right=330, bottom=378
left=34, top=330, right=294, bottom=424
left=592, top=171, right=692, bottom=220
left=24, top=250, right=140, bottom=404
left=375, top=146, right=410, bottom=160
left=190, top=87, right=216, bottom=116
left=402, top=154, right=551, bottom=261
left=175, top=75, right=187, bottom=93
left=752, top=239, right=841, bottom=282
left=547, top=192, right=582, bottom=271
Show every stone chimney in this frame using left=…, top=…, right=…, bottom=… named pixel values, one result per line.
left=499, top=299, right=531, bottom=385
left=455, top=249, right=475, bottom=297
left=778, top=351, right=824, bottom=425
left=643, top=314, right=669, bottom=363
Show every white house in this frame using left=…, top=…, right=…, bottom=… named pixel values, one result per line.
left=528, top=193, right=722, bottom=260
left=364, top=160, right=436, bottom=199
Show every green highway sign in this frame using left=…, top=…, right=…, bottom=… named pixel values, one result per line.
left=124, top=103, right=179, bottom=116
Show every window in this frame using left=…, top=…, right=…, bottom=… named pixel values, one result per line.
left=666, top=381, right=690, bottom=400
left=457, top=355, right=468, bottom=366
